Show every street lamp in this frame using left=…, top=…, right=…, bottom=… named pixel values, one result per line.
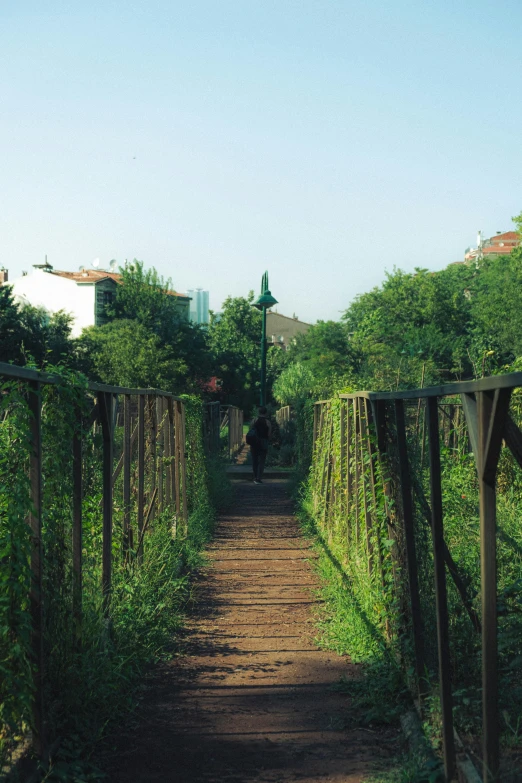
left=252, top=271, right=278, bottom=406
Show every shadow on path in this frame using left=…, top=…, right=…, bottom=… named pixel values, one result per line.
left=101, top=480, right=398, bottom=782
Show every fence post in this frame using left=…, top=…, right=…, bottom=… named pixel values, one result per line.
left=394, top=399, right=427, bottom=699
left=72, top=403, right=83, bottom=633
left=157, top=396, right=164, bottom=514
left=180, top=401, right=189, bottom=533
left=98, top=392, right=113, bottom=611
left=123, top=394, right=132, bottom=556
left=427, top=397, right=456, bottom=781
left=28, top=381, right=44, bottom=756
left=174, top=400, right=181, bottom=522
left=477, top=389, right=511, bottom=782
left=137, top=395, right=145, bottom=561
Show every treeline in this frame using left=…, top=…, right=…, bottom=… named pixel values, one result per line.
left=4, top=217, right=522, bottom=411
left=275, top=215, right=522, bottom=405
left=0, top=261, right=283, bottom=411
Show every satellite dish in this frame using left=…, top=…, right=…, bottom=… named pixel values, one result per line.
left=109, top=259, right=118, bottom=271
left=92, top=258, right=100, bottom=268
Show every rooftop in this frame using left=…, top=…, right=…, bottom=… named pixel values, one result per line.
left=49, top=268, right=190, bottom=299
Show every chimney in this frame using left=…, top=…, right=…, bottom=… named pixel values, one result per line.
left=0, top=268, right=8, bottom=284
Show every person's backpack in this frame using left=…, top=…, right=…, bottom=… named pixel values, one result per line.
left=246, top=426, right=258, bottom=446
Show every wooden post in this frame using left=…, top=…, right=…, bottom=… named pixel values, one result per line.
left=427, top=397, right=456, bottom=781
left=137, top=395, right=145, bottom=561
left=477, top=389, right=511, bottom=782
left=72, top=404, right=83, bottom=632
left=174, top=400, right=181, bottom=520
left=346, top=399, right=352, bottom=545
left=98, top=392, right=113, bottom=611
left=28, top=381, right=44, bottom=756
left=359, top=399, right=373, bottom=571
left=165, top=398, right=172, bottom=509
left=180, top=401, right=189, bottom=534
left=166, top=398, right=177, bottom=536
left=340, top=400, right=347, bottom=516
left=394, top=399, right=427, bottom=698
left=354, top=399, right=360, bottom=546
left=157, top=396, right=164, bottom=514
left=149, top=397, right=156, bottom=522
left=123, top=394, right=131, bottom=556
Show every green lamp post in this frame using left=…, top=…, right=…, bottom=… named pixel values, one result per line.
left=252, top=271, right=278, bottom=406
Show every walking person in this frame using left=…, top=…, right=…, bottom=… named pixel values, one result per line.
left=249, top=406, right=271, bottom=484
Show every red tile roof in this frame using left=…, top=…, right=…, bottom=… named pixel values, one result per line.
left=51, top=269, right=189, bottom=298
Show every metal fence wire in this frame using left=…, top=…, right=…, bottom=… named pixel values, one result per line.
left=0, top=362, right=203, bottom=761
left=311, top=375, right=522, bottom=783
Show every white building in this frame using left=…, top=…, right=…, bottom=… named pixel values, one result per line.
left=5, top=264, right=191, bottom=337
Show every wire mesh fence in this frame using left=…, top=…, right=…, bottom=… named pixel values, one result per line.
left=311, top=375, right=522, bottom=782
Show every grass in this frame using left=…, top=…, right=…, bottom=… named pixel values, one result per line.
left=295, top=484, right=448, bottom=783
left=2, top=455, right=232, bottom=783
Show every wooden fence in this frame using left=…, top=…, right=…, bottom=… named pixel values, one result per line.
left=220, top=405, right=244, bottom=459
left=0, top=362, right=190, bottom=758
left=312, top=373, right=522, bottom=783
left=276, top=405, right=292, bottom=427
left=204, top=401, right=221, bottom=454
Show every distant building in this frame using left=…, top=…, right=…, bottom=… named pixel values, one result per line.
left=3, top=263, right=191, bottom=337
left=464, top=230, right=520, bottom=263
left=187, top=288, right=209, bottom=325
left=266, top=312, right=311, bottom=350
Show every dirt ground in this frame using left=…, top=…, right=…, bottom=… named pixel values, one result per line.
left=101, top=479, right=400, bottom=782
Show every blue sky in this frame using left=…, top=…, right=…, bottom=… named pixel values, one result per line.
left=1, top=0, right=521, bottom=322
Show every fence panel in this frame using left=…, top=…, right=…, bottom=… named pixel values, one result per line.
left=311, top=372, right=522, bottom=782
left=0, top=362, right=195, bottom=764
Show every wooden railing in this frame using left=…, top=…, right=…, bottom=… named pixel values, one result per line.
left=312, top=372, right=522, bottom=783
left=0, top=362, right=190, bottom=757
left=220, top=405, right=244, bottom=459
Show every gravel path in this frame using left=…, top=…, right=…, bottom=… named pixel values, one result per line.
left=102, top=479, right=398, bottom=782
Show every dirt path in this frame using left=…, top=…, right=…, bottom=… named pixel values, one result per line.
left=102, top=480, right=398, bottom=782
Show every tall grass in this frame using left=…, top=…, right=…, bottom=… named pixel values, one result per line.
left=0, top=373, right=231, bottom=776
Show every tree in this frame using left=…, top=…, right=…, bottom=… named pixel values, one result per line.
left=0, top=285, right=75, bottom=368
left=342, top=267, right=473, bottom=390
left=470, top=249, right=522, bottom=367
left=108, top=260, right=181, bottom=340
left=104, top=260, right=212, bottom=392
left=285, top=320, right=359, bottom=398
left=76, top=320, right=180, bottom=389
left=208, top=294, right=263, bottom=411
left=272, top=362, right=315, bottom=406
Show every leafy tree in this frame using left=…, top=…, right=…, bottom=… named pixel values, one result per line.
left=208, top=293, right=262, bottom=410
left=108, top=260, right=182, bottom=339
left=342, top=267, right=473, bottom=390
left=0, top=285, right=75, bottom=368
left=272, top=362, right=315, bottom=406
left=76, top=320, right=179, bottom=389
left=101, top=260, right=212, bottom=392
left=470, top=249, right=522, bottom=368
left=285, top=320, right=359, bottom=398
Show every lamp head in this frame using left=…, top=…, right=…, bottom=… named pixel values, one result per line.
left=253, top=290, right=278, bottom=310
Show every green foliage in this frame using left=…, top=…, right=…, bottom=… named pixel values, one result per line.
left=0, top=382, right=33, bottom=758
left=272, top=362, right=315, bottom=406
left=77, top=320, right=177, bottom=389
left=77, top=261, right=212, bottom=394
left=285, top=320, right=358, bottom=399
left=207, top=293, right=262, bottom=410
left=0, top=369, right=229, bottom=771
left=342, top=267, right=473, bottom=390
left=108, top=260, right=181, bottom=336
left=0, top=285, right=75, bottom=368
